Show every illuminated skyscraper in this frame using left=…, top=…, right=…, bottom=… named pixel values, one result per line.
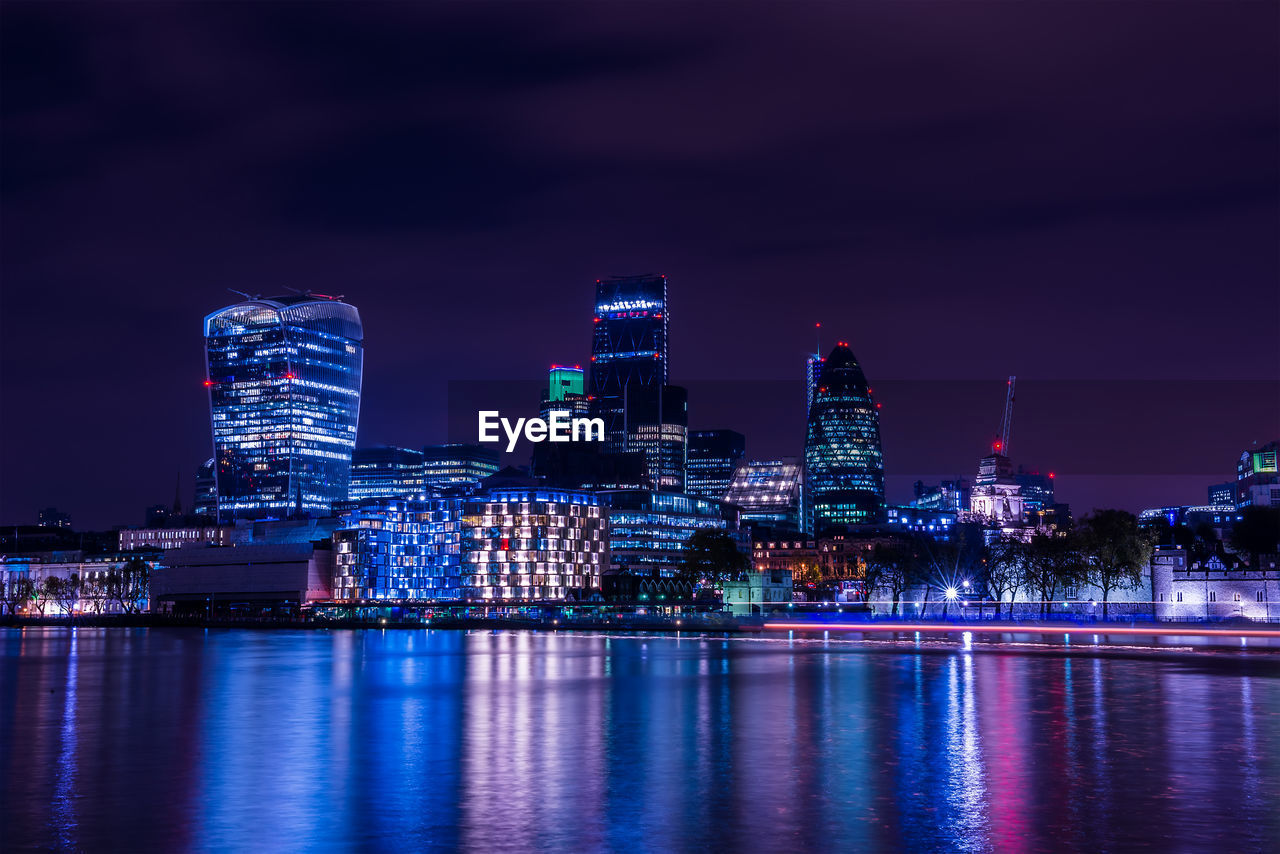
left=590, top=274, right=668, bottom=451
left=588, top=274, right=686, bottom=490
left=687, top=430, right=746, bottom=500
left=804, top=342, right=885, bottom=529
left=539, top=365, right=590, bottom=420
left=204, top=293, right=363, bottom=520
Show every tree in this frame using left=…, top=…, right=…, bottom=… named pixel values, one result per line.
left=1021, top=533, right=1086, bottom=618
left=983, top=536, right=1025, bottom=619
left=2, top=576, right=35, bottom=616
left=1230, top=507, right=1280, bottom=568
left=868, top=542, right=912, bottom=616
left=103, top=558, right=152, bottom=614
left=47, top=574, right=82, bottom=618
left=1078, top=509, right=1152, bottom=620
left=854, top=553, right=884, bottom=607
left=678, top=530, right=749, bottom=589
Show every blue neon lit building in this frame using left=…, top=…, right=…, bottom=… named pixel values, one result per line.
left=804, top=342, right=885, bottom=529
left=204, top=294, right=363, bottom=521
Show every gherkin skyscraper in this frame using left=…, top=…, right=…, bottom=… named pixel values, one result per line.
left=804, top=342, right=885, bottom=530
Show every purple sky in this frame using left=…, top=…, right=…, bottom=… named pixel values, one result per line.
left=2, top=2, right=1277, bottom=529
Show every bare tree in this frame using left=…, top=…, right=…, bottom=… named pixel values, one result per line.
left=100, top=558, right=152, bottom=614
left=48, top=574, right=82, bottom=618
left=983, top=536, right=1026, bottom=619
left=3, top=576, right=33, bottom=615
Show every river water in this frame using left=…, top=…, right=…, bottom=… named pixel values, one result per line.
left=2, top=627, right=1278, bottom=852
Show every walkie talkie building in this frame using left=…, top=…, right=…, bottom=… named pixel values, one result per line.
left=204, top=294, right=363, bottom=521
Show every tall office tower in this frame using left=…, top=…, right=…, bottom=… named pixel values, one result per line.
left=193, top=458, right=218, bottom=518
left=348, top=446, right=425, bottom=501
left=590, top=274, right=668, bottom=451
left=806, top=354, right=824, bottom=415
left=622, top=384, right=688, bottom=491
left=204, top=293, right=363, bottom=521
left=724, top=458, right=806, bottom=532
left=539, top=365, right=591, bottom=420
left=804, top=342, right=885, bottom=530
left=686, top=430, right=746, bottom=500
left=421, top=443, right=500, bottom=492
left=588, top=274, right=687, bottom=490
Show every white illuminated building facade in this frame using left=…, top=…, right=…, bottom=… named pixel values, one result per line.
left=1152, top=546, right=1279, bottom=622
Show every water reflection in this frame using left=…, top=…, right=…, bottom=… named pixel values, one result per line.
left=2, top=628, right=1279, bottom=852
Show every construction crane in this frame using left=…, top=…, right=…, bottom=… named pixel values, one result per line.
left=993, top=376, right=1016, bottom=456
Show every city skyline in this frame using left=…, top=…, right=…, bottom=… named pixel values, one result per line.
left=3, top=2, right=1278, bottom=528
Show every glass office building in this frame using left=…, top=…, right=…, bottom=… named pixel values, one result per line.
left=333, top=498, right=465, bottom=600
left=588, top=274, right=687, bottom=491
left=193, top=458, right=217, bottom=518
left=539, top=365, right=591, bottom=420
left=590, top=274, right=668, bottom=451
left=686, top=430, right=746, bottom=500
left=460, top=488, right=608, bottom=600
left=421, top=444, right=499, bottom=492
left=600, top=489, right=740, bottom=578
left=333, top=490, right=606, bottom=602
left=204, top=294, right=363, bottom=520
left=724, top=458, right=806, bottom=532
left=349, top=446, right=425, bottom=501
left=804, top=342, right=885, bottom=529
left=806, top=354, right=824, bottom=416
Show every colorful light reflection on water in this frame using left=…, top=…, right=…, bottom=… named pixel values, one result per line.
left=2, top=628, right=1278, bottom=852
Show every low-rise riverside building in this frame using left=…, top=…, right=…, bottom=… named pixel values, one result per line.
left=722, top=567, right=794, bottom=615
left=1, top=550, right=160, bottom=615
left=601, top=489, right=744, bottom=580
left=151, top=542, right=334, bottom=614
left=1152, top=546, right=1279, bottom=622
left=332, top=488, right=608, bottom=603
left=119, top=525, right=240, bottom=551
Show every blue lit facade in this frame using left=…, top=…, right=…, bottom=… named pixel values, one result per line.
left=806, top=353, right=824, bottom=416
left=333, top=498, right=464, bottom=600
left=886, top=505, right=957, bottom=535
left=804, top=343, right=885, bottom=529
left=601, top=489, right=743, bottom=578
left=349, top=446, right=425, bottom=501
left=205, top=295, right=363, bottom=520
left=332, top=490, right=607, bottom=602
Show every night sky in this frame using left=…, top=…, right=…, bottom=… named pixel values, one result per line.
left=2, top=2, right=1277, bottom=529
